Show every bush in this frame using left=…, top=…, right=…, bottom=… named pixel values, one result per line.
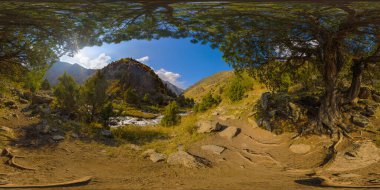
left=225, top=77, right=246, bottom=102
left=24, top=69, right=45, bottom=92
left=41, top=79, right=51, bottom=90
left=193, top=92, right=221, bottom=112
left=82, top=71, right=109, bottom=121
left=53, top=72, right=80, bottom=114
left=161, top=101, right=181, bottom=127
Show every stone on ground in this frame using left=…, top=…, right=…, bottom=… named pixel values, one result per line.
left=327, top=141, right=380, bottom=172
left=289, top=144, right=311, bottom=154
left=352, top=115, right=369, bottom=127
left=129, top=144, right=141, bottom=151
left=219, top=126, right=240, bottom=139
left=141, top=149, right=156, bottom=158
left=201, top=145, right=225, bottom=155
left=150, top=153, right=166, bottom=163
left=32, top=93, right=53, bottom=105
left=197, top=121, right=224, bottom=133
left=100, top=129, right=112, bottom=137
left=167, top=151, right=207, bottom=168
left=52, top=135, right=65, bottom=141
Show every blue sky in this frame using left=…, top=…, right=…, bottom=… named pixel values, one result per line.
left=60, top=38, right=231, bottom=89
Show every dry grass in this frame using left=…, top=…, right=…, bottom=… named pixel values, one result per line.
left=111, top=113, right=205, bottom=154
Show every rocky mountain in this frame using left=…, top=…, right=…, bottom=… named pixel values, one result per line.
left=101, top=58, right=177, bottom=104
left=45, top=61, right=96, bottom=85
left=163, top=80, right=184, bottom=96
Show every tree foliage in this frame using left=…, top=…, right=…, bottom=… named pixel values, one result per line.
left=161, top=101, right=181, bottom=127
left=194, top=92, right=221, bottom=112
left=53, top=72, right=80, bottom=114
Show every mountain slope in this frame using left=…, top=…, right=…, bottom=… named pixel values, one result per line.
left=45, top=61, right=96, bottom=85
left=102, top=58, right=176, bottom=104
left=163, top=80, right=184, bottom=96
left=184, top=71, right=234, bottom=101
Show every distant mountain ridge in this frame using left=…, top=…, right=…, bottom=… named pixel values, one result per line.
left=45, top=59, right=183, bottom=103
left=45, top=61, right=96, bottom=85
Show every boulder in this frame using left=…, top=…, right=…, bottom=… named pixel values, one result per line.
left=358, top=87, right=372, bottom=99
left=18, top=98, right=28, bottom=104
left=32, top=93, right=53, bottom=105
left=150, top=153, right=166, bottom=163
left=201, top=145, right=225, bottom=155
left=361, top=106, right=375, bottom=117
left=261, top=92, right=271, bottom=110
left=327, top=141, right=380, bottom=172
left=289, top=144, right=311, bottom=154
left=219, top=126, right=240, bottom=139
left=52, top=135, right=65, bottom=141
left=129, top=144, right=141, bottom=151
left=141, top=149, right=156, bottom=158
left=100, top=129, right=112, bottom=138
left=167, top=151, right=208, bottom=168
left=197, top=121, right=224, bottom=133
left=352, top=115, right=369, bottom=127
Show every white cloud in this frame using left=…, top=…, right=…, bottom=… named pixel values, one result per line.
left=60, top=52, right=112, bottom=69
left=155, top=68, right=184, bottom=88
left=137, top=56, right=149, bottom=63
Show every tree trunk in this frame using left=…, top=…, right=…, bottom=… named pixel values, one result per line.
left=347, top=60, right=364, bottom=102
left=316, top=41, right=342, bottom=134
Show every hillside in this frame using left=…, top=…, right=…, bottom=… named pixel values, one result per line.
left=184, top=71, right=234, bottom=101
left=102, top=58, right=176, bottom=104
left=45, top=61, right=96, bottom=85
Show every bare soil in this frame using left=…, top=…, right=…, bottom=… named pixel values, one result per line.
left=0, top=102, right=379, bottom=190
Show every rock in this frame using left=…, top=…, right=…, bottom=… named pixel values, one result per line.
left=52, top=135, right=65, bottom=141
left=150, top=153, right=166, bottom=162
left=328, top=141, right=380, bottom=172
left=129, top=144, right=141, bottom=151
left=219, top=126, right=240, bottom=139
left=51, top=127, right=58, bottom=132
left=288, top=102, right=301, bottom=122
left=71, top=133, right=79, bottom=138
left=361, top=106, right=375, bottom=117
left=32, top=93, right=53, bottom=105
left=201, top=145, right=225, bottom=155
left=352, top=115, right=369, bottom=127
left=41, top=125, right=51, bottom=134
left=197, top=121, right=224, bottom=133
left=261, top=92, right=271, bottom=110
left=373, top=94, right=380, bottom=103
left=335, top=173, right=362, bottom=178
left=141, top=149, right=156, bottom=158
left=100, top=129, right=112, bottom=138
left=19, top=98, right=28, bottom=104
left=11, top=113, right=18, bottom=118
left=167, top=151, right=208, bottom=168
left=0, top=126, right=14, bottom=138
left=358, top=87, right=372, bottom=99
left=289, top=144, right=311, bottom=154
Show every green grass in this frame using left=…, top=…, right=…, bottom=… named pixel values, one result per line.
left=112, top=113, right=205, bottom=154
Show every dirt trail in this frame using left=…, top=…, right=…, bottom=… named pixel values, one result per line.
left=0, top=103, right=380, bottom=189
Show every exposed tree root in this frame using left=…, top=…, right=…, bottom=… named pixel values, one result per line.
left=319, top=131, right=343, bottom=169
left=242, top=134, right=282, bottom=146
left=316, top=175, right=380, bottom=188
left=0, top=176, right=92, bottom=188
left=1, top=148, right=36, bottom=171
left=242, top=149, right=283, bottom=167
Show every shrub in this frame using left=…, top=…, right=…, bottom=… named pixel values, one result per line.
left=41, top=79, right=51, bottom=90
left=161, top=101, right=181, bottom=127
left=225, top=77, right=245, bottom=102
left=82, top=71, right=109, bottom=121
left=193, top=92, right=221, bottom=112
left=24, top=69, right=45, bottom=92
left=53, top=72, right=80, bottom=114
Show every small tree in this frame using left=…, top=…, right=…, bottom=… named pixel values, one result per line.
left=24, top=69, right=45, bottom=92
left=53, top=72, right=80, bottom=114
left=226, top=77, right=245, bottom=102
left=161, top=101, right=181, bottom=127
left=194, top=92, right=221, bottom=112
left=41, top=79, right=51, bottom=90
left=82, top=71, right=108, bottom=121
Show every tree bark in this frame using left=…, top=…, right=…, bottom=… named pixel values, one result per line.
left=347, top=60, right=364, bottom=102
left=316, top=40, right=343, bottom=134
